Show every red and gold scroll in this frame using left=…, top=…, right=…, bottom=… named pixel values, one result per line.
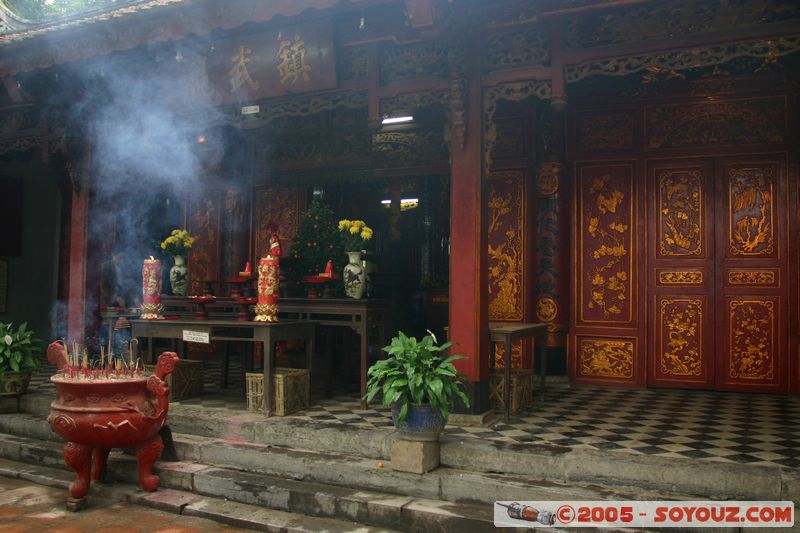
left=140, top=258, right=162, bottom=319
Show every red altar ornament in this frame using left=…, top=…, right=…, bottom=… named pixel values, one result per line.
left=254, top=222, right=281, bottom=322
left=140, top=257, right=163, bottom=319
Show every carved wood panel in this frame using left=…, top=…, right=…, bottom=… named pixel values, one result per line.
left=488, top=170, right=525, bottom=323
left=648, top=160, right=715, bottom=389
left=577, top=163, right=635, bottom=325
left=576, top=110, right=636, bottom=153
left=726, top=165, right=777, bottom=258
left=572, top=93, right=795, bottom=393
left=725, top=299, right=777, bottom=383
left=488, top=170, right=525, bottom=368
left=645, top=96, right=786, bottom=150
left=186, top=190, right=222, bottom=295
left=654, top=296, right=710, bottom=384
left=716, top=157, right=787, bottom=392
left=253, top=186, right=303, bottom=259
left=572, top=161, right=642, bottom=386
left=576, top=336, right=635, bottom=381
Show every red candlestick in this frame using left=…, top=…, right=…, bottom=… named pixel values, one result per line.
left=140, top=257, right=163, bottom=319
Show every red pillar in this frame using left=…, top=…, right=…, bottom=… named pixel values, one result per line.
left=448, top=37, right=489, bottom=413
left=66, top=158, right=90, bottom=345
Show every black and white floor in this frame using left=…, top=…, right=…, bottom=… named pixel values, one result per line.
left=29, top=360, right=800, bottom=468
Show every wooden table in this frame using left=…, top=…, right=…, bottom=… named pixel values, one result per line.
left=489, top=321, right=549, bottom=421
left=130, top=319, right=316, bottom=416
left=278, top=298, right=390, bottom=408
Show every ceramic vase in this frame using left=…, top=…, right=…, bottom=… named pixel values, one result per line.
left=343, top=251, right=366, bottom=299
left=169, top=255, right=189, bottom=296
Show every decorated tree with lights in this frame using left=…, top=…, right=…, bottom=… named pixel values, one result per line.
left=289, top=200, right=343, bottom=282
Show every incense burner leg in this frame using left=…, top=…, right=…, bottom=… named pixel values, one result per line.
left=63, top=441, right=92, bottom=501
left=91, top=447, right=111, bottom=481
left=135, top=434, right=164, bottom=492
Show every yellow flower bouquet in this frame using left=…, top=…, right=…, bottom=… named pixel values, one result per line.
left=160, top=229, right=195, bottom=256
left=337, top=219, right=373, bottom=252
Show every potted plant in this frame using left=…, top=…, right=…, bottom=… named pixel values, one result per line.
left=0, top=322, right=42, bottom=395
left=365, top=330, right=469, bottom=441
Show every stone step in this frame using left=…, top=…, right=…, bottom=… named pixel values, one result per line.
left=0, top=457, right=401, bottom=533
left=0, top=414, right=696, bottom=506
left=9, top=400, right=800, bottom=506
left=0, top=432, right=508, bottom=532
left=0, top=439, right=745, bottom=533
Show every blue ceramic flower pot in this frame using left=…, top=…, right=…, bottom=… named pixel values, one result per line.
left=391, top=403, right=446, bottom=441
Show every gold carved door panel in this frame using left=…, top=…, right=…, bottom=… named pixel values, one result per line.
left=647, top=157, right=788, bottom=392
left=715, top=158, right=787, bottom=392
left=648, top=160, right=716, bottom=388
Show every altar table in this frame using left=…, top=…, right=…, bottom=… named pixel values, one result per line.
left=489, top=321, right=549, bottom=421
left=278, top=298, right=390, bottom=408
left=130, top=319, right=316, bottom=416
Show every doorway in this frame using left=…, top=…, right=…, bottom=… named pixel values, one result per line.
left=647, top=155, right=788, bottom=392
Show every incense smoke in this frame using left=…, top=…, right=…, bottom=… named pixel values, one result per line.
left=49, top=41, right=225, bottom=337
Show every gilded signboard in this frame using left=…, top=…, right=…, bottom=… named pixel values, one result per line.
left=207, top=20, right=336, bottom=104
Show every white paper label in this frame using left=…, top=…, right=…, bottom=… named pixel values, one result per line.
left=182, top=330, right=210, bottom=344
left=241, top=105, right=260, bottom=115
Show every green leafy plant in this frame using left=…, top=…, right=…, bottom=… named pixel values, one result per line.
left=365, top=330, right=470, bottom=423
left=0, top=322, right=42, bottom=378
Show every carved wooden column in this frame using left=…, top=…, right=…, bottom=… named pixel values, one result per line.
left=66, top=157, right=90, bottom=345
left=534, top=105, right=570, bottom=350
left=447, top=36, right=489, bottom=413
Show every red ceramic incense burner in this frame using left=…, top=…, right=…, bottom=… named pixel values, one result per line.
left=45, top=342, right=179, bottom=510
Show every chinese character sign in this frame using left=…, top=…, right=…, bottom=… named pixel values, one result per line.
left=207, top=20, right=336, bottom=103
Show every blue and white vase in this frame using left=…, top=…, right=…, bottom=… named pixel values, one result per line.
left=169, top=255, right=189, bottom=296
left=342, top=251, right=366, bottom=299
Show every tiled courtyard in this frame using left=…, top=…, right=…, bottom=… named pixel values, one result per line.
left=29, top=360, right=800, bottom=469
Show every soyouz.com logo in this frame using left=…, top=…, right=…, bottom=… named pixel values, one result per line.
left=494, top=501, right=795, bottom=528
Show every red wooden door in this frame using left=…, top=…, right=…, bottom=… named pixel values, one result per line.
left=648, top=159, right=716, bottom=388
left=648, top=156, right=789, bottom=392
left=715, top=156, right=788, bottom=392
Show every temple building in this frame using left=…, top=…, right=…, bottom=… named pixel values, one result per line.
left=0, top=1, right=798, bottom=529
left=1, top=0, right=798, bottom=407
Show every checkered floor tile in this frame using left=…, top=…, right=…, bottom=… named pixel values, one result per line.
left=28, top=364, right=800, bottom=468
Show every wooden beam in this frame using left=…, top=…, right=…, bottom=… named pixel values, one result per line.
left=482, top=67, right=552, bottom=88
left=563, top=20, right=800, bottom=66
